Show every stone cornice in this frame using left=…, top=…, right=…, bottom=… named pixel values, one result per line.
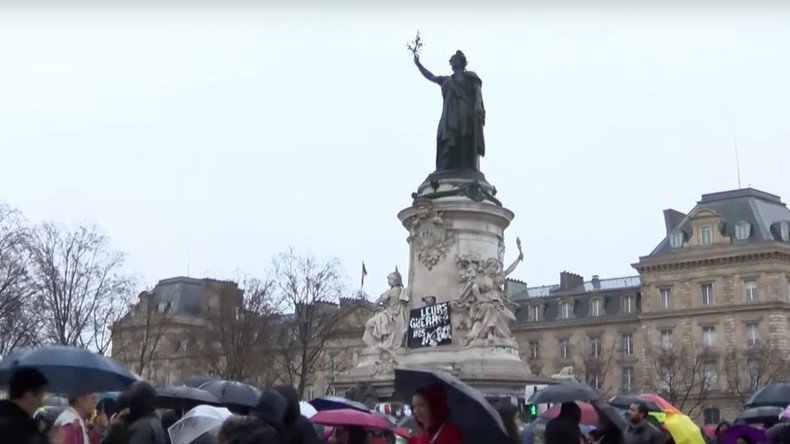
left=639, top=300, right=790, bottom=321
left=633, top=243, right=790, bottom=273
left=512, top=314, right=641, bottom=332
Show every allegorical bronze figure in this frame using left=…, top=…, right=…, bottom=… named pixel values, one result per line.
left=411, top=37, right=486, bottom=173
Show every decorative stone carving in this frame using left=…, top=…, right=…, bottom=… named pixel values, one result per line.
left=407, top=201, right=455, bottom=270
left=551, top=366, right=577, bottom=381
left=452, top=243, right=524, bottom=346
left=362, top=269, right=410, bottom=360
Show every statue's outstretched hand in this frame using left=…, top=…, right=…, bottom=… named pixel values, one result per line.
left=413, top=54, right=420, bottom=64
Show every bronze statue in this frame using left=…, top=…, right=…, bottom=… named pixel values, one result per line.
left=413, top=50, right=486, bottom=173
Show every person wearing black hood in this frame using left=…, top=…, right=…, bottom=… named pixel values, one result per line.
left=124, top=381, right=165, bottom=444
left=0, top=368, right=49, bottom=444
left=273, top=385, right=324, bottom=444
left=99, top=391, right=131, bottom=444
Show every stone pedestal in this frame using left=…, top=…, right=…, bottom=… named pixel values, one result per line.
left=331, top=172, right=544, bottom=400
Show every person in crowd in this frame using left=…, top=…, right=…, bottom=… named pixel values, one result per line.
left=544, top=403, right=582, bottom=444
left=0, top=367, right=49, bottom=444
left=56, top=391, right=100, bottom=444
left=160, top=410, right=179, bottom=444
left=624, top=403, right=665, bottom=444
left=495, top=401, right=521, bottom=444
left=590, top=410, right=623, bottom=444
left=710, top=421, right=730, bottom=444
left=409, top=385, right=463, bottom=444
left=273, top=385, right=324, bottom=444
left=123, top=381, right=165, bottom=444
left=329, top=426, right=371, bottom=444
left=252, top=389, right=288, bottom=435
left=98, top=392, right=130, bottom=444
left=735, top=435, right=755, bottom=444
left=220, top=415, right=280, bottom=444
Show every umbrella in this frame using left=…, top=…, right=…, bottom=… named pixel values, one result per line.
left=0, top=346, right=138, bottom=395
left=663, top=412, right=706, bottom=444
left=393, top=367, right=508, bottom=444
left=640, top=394, right=681, bottom=414
left=169, top=404, right=233, bottom=444
left=609, top=395, right=663, bottom=412
left=541, top=402, right=598, bottom=424
left=181, top=377, right=217, bottom=388
left=529, top=383, right=601, bottom=404
left=300, top=401, right=318, bottom=418
left=719, top=425, right=768, bottom=444
left=747, top=384, right=790, bottom=408
left=396, top=415, right=419, bottom=436
left=310, top=396, right=371, bottom=413
left=311, top=408, right=393, bottom=430
left=737, top=406, right=784, bottom=424
left=157, top=385, right=220, bottom=410
left=198, top=380, right=260, bottom=411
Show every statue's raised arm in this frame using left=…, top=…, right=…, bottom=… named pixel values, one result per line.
left=414, top=56, right=441, bottom=85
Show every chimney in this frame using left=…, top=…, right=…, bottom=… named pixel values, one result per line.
left=559, top=272, right=584, bottom=291
left=663, top=209, right=687, bottom=235
left=592, top=275, right=601, bottom=289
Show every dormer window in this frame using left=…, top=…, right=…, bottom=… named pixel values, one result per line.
left=528, top=305, right=541, bottom=322
left=700, top=225, right=713, bottom=246
left=559, top=301, right=572, bottom=319
left=669, top=231, right=684, bottom=249
left=781, top=222, right=790, bottom=242
left=735, top=221, right=752, bottom=241
left=590, top=299, right=603, bottom=317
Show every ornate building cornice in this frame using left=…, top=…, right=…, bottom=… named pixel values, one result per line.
left=634, top=244, right=790, bottom=274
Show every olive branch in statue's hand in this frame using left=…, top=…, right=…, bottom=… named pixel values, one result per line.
left=407, top=31, right=424, bottom=60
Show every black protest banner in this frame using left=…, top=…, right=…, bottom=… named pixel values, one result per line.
left=407, top=302, right=452, bottom=348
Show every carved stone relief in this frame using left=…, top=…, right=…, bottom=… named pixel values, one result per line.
left=407, top=201, right=456, bottom=270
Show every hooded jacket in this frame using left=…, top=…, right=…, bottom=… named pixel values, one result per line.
left=125, top=381, right=165, bottom=444
left=274, top=385, right=325, bottom=444
left=409, top=385, right=462, bottom=444
left=252, top=389, right=288, bottom=434
left=223, top=416, right=281, bottom=444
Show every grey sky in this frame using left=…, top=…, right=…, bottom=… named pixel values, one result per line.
left=2, top=5, right=789, bottom=295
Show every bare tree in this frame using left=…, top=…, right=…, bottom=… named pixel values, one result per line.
left=0, top=205, right=38, bottom=355
left=644, top=342, right=714, bottom=418
left=192, top=277, right=279, bottom=384
left=271, top=249, right=345, bottom=398
left=575, top=336, right=618, bottom=396
left=26, top=223, right=134, bottom=354
left=724, top=344, right=790, bottom=406
left=129, top=292, right=176, bottom=375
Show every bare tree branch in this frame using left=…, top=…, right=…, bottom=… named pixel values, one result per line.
left=0, top=205, right=38, bottom=355
left=724, top=343, right=790, bottom=406
left=575, top=335, right=618, bottom=397
left=644, top=341, right=714, bottom=418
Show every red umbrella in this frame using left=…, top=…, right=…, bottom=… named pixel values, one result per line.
left=541, top=402, right=599, bottom=425
left=311, top=408, right=394, bottom=430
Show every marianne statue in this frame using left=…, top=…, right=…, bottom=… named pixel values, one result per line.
left=414, top=50, right=486, bottom=173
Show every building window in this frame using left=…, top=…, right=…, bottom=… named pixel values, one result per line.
left=746, top=323, right=760, bottom=347
left=700, top=225, right=713, bottom=245
left=745, top=280, right=758, bottom=302
left=658, top=365, right=672, bottom=392
left=735, top=221, right=751, bottom=240
left=588, top=372, right=602, bottom=390
left=748, top=359, right=761, bottom=389
left=621, top=333, right=633, bottom=356
left=591, top=299, right=603, bottom=317
left=669, top=231, right=684, bottom=249
left=559, top=301, right=572, bottom=319
left=702, top=326, right=716, bottom=348
left=660, top=329, right=674, bottom=350
left=559, top=339, right=570, bottom=359
left=781, top=222, right=790, bottom=241
left=701, top=283, right=713, bottom=305
left=528, top=341, right=539, bottom=360
left=621, top=367, right=634, bottom=393
left=659, top=288, right=671, bottom=310
left=157, top=301, right=171, bottom=313
left=528, top=305, right=541, bottom=322
left=588, top=336, right=601, bottom=358
left=703, top=363, right=718, bottom=390
left=703, top=408, right=721, bottom=425
left=623, top=295, right=635, bottom=314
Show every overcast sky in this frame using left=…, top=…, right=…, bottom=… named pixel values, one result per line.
left=2, top=3, right=789, bottom=295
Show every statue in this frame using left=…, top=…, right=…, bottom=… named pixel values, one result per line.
left=411, top=35, right=485, bottom=173
left=455, top=241, right=524, bottom=345
left=362, top=269, right=410, bottom=358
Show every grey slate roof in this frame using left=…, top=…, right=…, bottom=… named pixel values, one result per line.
left=650, top=188, right=790, bottom=256
left=148, top=276, right=208, bottom=316
left=507, top=276, right=641, bottom=301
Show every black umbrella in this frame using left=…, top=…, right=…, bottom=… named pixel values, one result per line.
left=528, top=382, right=601, bottom=404
left=181, top=376, right=217, bottom=388
left=157, top=385, right=220, bottom=410
left=310, top=396, right=371, bottom=413
left=0, top=346, right=137, bottom=395
left=198, top=380, right=260, bottom=412
left=609, top=395, right=663, bottom=412
left=747, top=383, right=790, bottom=408
left=737, top=406, right=784, bottom=423
left=394, top=368, right=509, bottom=444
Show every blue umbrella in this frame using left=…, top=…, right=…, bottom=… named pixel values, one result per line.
left=310, top=396, right=371, bottom=413
left=181, top=376, right=217, bottom=388
left=198, top=380, right=260, bottom=412
left=156, top=385, right=220, bottom=410
left=0, top=346, right=138, bottom=395
left=394, top=368, right=509, bottom=444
